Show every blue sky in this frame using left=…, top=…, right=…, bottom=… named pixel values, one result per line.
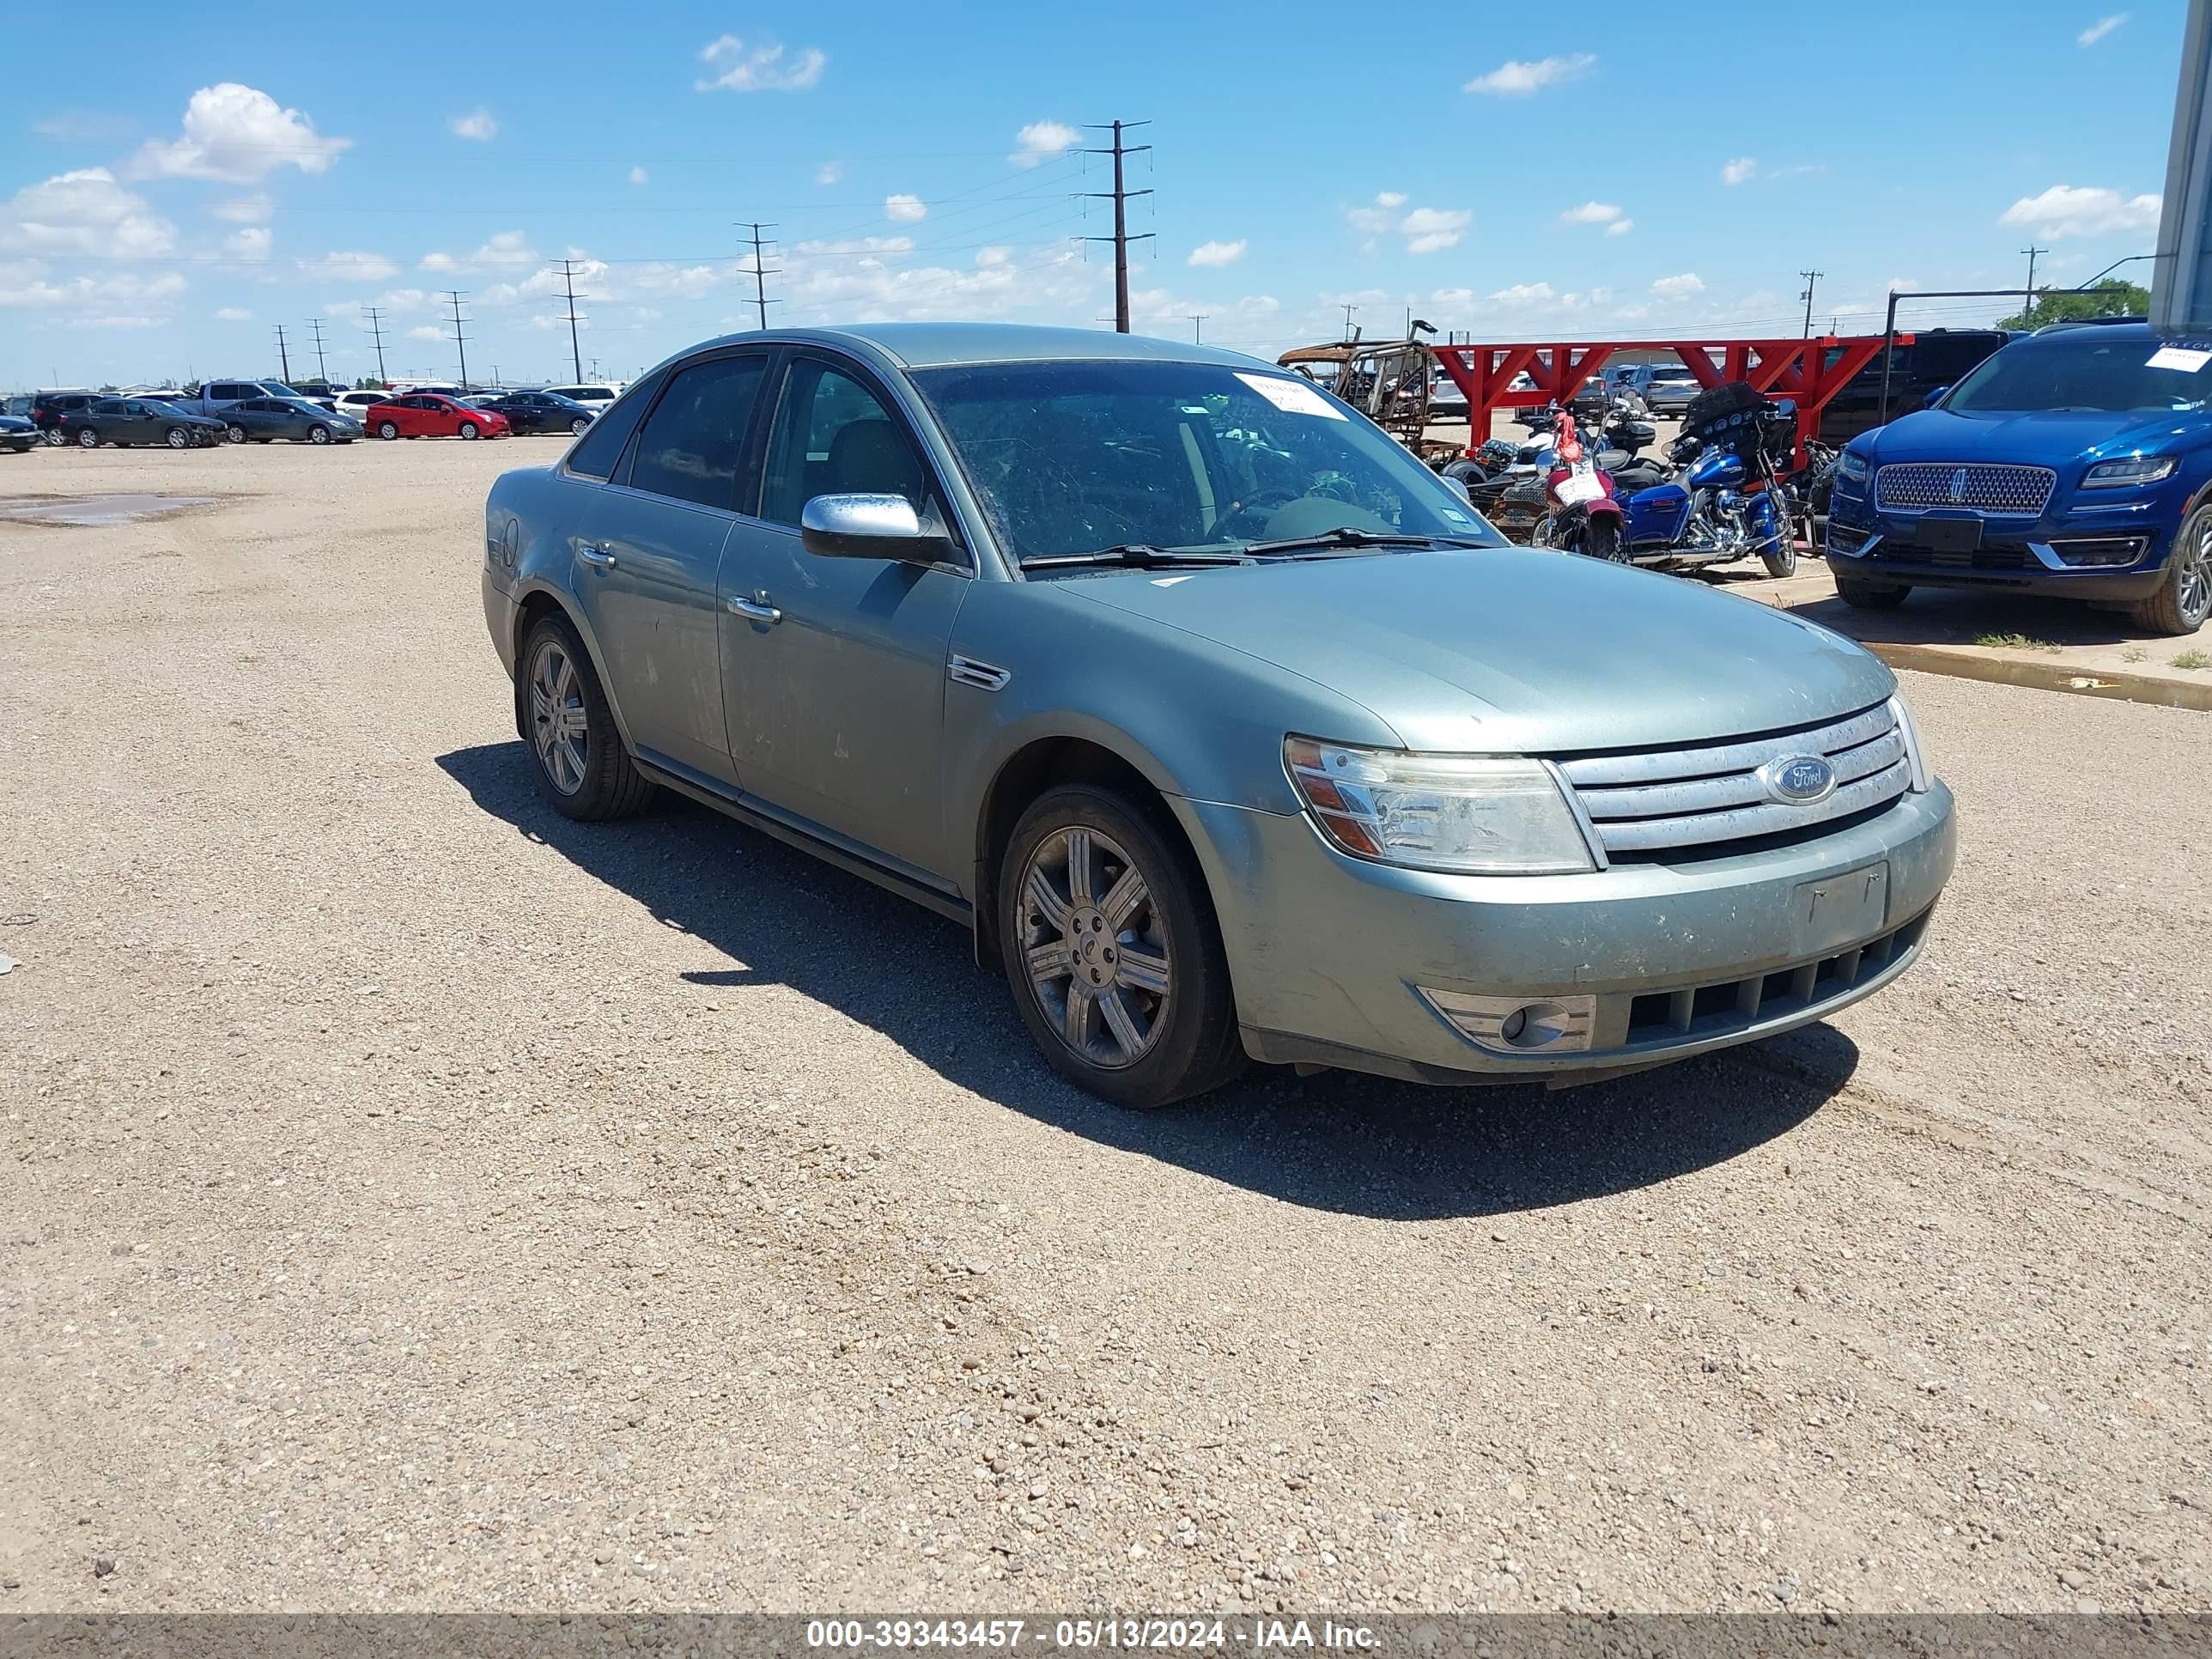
left=0, top=0, right=2183, bottom=387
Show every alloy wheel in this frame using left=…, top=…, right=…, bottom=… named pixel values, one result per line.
left=527, top=638, right=589, bottom=795
left=1016, top=826, right=1172, bottom=1070
left=166, top=428, right=188, bottom=449
left=226, top=425, right=246, bottom=444
left=2184, top=517, right=2212, bottom=626
left=76, top=428, right=97, bottom=448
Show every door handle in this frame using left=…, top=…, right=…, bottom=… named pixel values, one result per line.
left=726, top=592, right=782, bottom=624
left=578, top=543, right=617, bottom=568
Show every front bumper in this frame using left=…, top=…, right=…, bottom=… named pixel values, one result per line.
left=1826, top=476, right=2178, bottom=600
left=1174, top=781, right=1955, bottom=1086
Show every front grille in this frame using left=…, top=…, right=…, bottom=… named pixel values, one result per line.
left=1870, top=540, right=2033, bottom=571
left=1555, top=702, right=1913, bottom=859
left=1623, top=910, right=1931, bottom=1046
left=1874, top=462, right=2054, bottom=514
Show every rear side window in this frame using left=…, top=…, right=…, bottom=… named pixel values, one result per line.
left=623, top=358, right=767, bottom=507
left=563, top=374, right=662, bottom=480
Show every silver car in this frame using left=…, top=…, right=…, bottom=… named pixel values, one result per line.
left=480, top=325, right=1954, bottom=1109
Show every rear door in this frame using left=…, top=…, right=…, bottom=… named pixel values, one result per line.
left=572, top=349, right=771, bottom=786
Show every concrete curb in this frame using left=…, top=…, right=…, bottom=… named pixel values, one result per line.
left=1863, top=641, right=2212, bottom=712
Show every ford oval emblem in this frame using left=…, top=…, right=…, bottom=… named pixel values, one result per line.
left=1763, top=755, right=1836, bottom=803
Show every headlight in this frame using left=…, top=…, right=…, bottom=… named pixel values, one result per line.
left=1887, top=695, right=1930, bottom=793
left=1836, top=449, right=1870, bottom=483
left=1284, top=738, right=1596, bottom=874
left=2081, top=455, right=2177, bottom=489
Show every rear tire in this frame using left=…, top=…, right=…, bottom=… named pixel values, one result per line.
left=2131, top=501, right=2212, bottom=635
left=999, top=785, right=1246, bottom=1110
left=76, top=428, right=99, bottom=449
left=515, top=613, right=656, bottom=821
left=1835, top=574, right=1911, bottom=610
left=377, top=421, right=399, bottom=441
left=1580, top=515, right=1629, bottom=563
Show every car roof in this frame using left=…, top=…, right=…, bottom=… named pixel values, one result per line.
left=671, top=322, right=1270, bottom=372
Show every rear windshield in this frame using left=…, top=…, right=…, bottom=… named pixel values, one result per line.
left=1945, top=335, right=2212, bottom=414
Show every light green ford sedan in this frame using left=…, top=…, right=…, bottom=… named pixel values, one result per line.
left=481, top=324, right=1954, bottom=1108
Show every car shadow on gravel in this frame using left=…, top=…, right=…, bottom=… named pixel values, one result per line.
left=439, top=743, right=1856, bottom=1221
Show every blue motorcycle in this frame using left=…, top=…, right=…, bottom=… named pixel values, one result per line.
left=1618, top=384, right=1799, bottom=579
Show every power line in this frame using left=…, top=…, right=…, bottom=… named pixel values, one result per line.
left=738, top=222, right=781, bottom=331
left=444, top=290, right=471, bottom=386
left=1797, top=270, right=1824, bottom=337
left=556, top=259, right=588, bottom=384
left=362, top=306, right=389, bottom=385
left=272, top=324, right=292, bottom=382
left=1081, top=119, right=1152, bottom=334
left=307, top=318, right=330, bottom=385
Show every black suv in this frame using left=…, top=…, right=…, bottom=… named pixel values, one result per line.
left=1818, top=330, right=2016, bottom=446
left=28, top=391, right=100, bottom=441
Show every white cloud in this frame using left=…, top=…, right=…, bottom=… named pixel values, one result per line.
left=629, top=166, right=649, bottom=185
left=417, top=230, right=538, bottom=273
left=1188, top=238, right=1248, bottom=268
left=1722, top=156, right=1758, bottom=186
left=2078, top=12, right=2128, bottom=44
left=213, top=193, right=271, bottom=224
left=1463, top=52, right=1595, bottom=95
left=133, top=83, right=349, bottom=182
left=0, top=168, right=175, bottom=258
left=1401, top=207, right=1471, bottom=255
left=884, top=193, right=927, bottom=223
left=1606, top=218, right=1633, bottom=237
left=1488, top=282, right=1557, bottom=307
left=1010, top=121, right=1079, bottom=167
left=406, top=325, right=445, bottom=342
left=226, top=226, right=271, bottom=261
left=1430, top=287, right=1475, bottom=307
left=975, top=246, right=1011, bottom=267
left=450, top=107, right=497, bottom=142
left=695, top=34, right=825, bottom=92
left=2001, top=182, right=2160, bottom=238
left=0, top=262, right=186, bottom=313
left=1651, top=272, right=1705, bottom=296
left=1559, top=201, right=1623, bottom=226
left=216, top=306, right=252, bottom=321
left=299, top=249, right=398, bottom=283
left=794, top=235, right=915, bottom=256
left=816, top=161, right=843, bottom=185
left=1346, top=192, right=1402, bottom=234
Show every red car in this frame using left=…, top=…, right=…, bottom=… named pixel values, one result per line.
left=362, top=392, right=511, bottom=441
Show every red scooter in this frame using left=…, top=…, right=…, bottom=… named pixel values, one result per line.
left=1536, top=411, right=1627, bottom=562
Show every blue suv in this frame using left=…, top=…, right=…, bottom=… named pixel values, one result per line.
left=1825, top=321, right=2212, bottom=635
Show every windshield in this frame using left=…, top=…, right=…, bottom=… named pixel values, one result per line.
left=908, top=359, right=1503, bottom=561
left=1944, top=334, right=2212, bottom=414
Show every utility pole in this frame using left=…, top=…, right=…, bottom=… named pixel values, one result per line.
left=2021, top=244, right=2049, bottom=313
left=556, top=258, right=587, bottom=383
left=1340, top=301, right=1359, bottom=341
left=445, top=290, right=471, bottom=387
left=1082, top=120, right=1153, bottom=332
left=1187, top=313, right=1207, bottom=343
left=1797, top=270, right=1824, bottom=337
left=362, top=306, right=388, bottom=386
left=307, top=318, right=330, bottom=386
left=273, top=324, right=292, bottom=382
left=736, top=223, right=780, bottom=331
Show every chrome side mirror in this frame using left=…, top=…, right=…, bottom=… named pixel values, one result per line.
left=799, top=493, right=951, bottom=562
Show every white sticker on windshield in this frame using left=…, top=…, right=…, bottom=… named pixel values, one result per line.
left=2147, top=345, right=2212, bottom=372
left=1440, top=507, right=1473, bottom=524
left=1237, top=372, right=1348, bottom=421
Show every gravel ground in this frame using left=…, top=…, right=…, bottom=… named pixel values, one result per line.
left=2, top=440, right=2207, bottom=1615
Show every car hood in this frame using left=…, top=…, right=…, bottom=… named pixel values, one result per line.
left=1869, top=406, right=2198, bottom=464
left=1064, top=547, right=1893, bottom=754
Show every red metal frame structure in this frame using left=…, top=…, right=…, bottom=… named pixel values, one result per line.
left=1431, top=334, right=1911, bottom=465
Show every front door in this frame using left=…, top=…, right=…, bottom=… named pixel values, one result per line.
left=716, top=352, right=969, bottom=884
left=570, top=350, right=770, bottom=787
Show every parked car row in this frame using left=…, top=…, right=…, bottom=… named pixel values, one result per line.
left=3, top=385, right=606, bottom=451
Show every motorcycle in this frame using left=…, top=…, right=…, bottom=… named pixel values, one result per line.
left=1616, top=382, right=1798, bottom=578
left=1528, top=412, right=1626, bottom=561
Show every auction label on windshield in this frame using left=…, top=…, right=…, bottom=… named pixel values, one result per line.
left=1237, top=373, right=1347, bottom=420
left=2147, top=344, right=2212, bottom=371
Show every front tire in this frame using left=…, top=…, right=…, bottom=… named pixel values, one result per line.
left=165, top=427, right=188, bottom=450
left=999, top=786, right=1245, bottom=1109
left=459, top=421, right=480, bottom=441
left=1835, top=573, right=1911, bottom=610
left=307, top=423, right=331, bottom=446
left=226, top=423, right=246, bottom=444
left=2133, top=502, right=2212, bottom=635
left=1759, top=483, right=1797, bottom=578
left=515, top=614, right=655, bottom=821
left=377, top=420, right=400, bottom=441
left=570, top=416, right=590, bottom=436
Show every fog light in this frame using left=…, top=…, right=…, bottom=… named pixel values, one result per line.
left=1420, top=988, right=1597, bottom=1055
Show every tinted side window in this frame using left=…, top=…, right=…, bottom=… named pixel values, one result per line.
left=562, top=376, right=656, bottom=479
left=625, top=357, right=766, bottom=509
left=759, top=361, right=928, bottom=526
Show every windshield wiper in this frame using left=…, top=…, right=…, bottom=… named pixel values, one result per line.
left=1018, top=544, right=1250, bottom=570
left=1237, top=527, right=1492, bottom=556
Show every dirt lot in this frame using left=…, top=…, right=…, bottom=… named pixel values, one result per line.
left=2, top=440, right=2208, bottom=1615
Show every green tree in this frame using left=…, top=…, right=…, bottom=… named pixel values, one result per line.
left=1996, top=280, right=2150, bottom=330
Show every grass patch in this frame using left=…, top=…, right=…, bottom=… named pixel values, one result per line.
left=2122, top=647, right=2149, bottom=664
left=2171, top=648, right=2212, bottom=671
left=1973, top=632, right=2063, bottom=653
